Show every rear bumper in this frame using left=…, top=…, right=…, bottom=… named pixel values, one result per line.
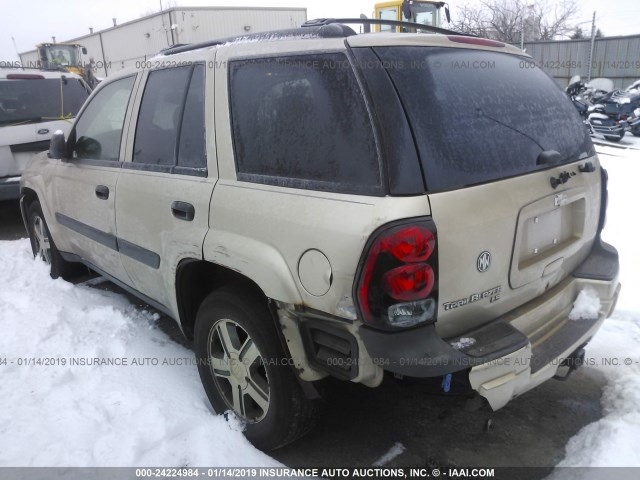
left=0, top=176, right=20, bottom=201
left=359, top=238, right=620, bottom=409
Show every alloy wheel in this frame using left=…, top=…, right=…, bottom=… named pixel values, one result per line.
left=32, top=215, right=51, bottom=264
left=207, top=318, right=270, bottom=422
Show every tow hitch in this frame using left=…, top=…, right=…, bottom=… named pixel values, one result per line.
left=553, top=347, right=586, bottom=381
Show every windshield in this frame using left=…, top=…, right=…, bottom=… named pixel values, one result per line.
left=0, top=78, right=89, bottom=126
left=410, top=3, right=438, bottom=27
left=372, top=47, right=594, bottom=191
left=45, top=45, right=80, bottom=67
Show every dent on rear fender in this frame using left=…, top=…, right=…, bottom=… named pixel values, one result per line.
left=202, top=230, right=303, bottom=304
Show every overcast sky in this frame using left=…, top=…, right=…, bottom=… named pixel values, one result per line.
left=2, top=0, right=640, bottom=61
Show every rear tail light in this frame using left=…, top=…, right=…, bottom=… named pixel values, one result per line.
left=383, top=263, right=434, bottom=301
left=355, top=218, right=438, bottom=330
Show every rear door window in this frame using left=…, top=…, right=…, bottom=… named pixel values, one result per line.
left=372, top=47, right=594, bottom=192
left=177, top=64, right=206, bottom=169
left=132, top=65, right=206, bottom=173
left=133, top=67, right=192, bottom=167
left=229, top=53, right=382, bottom=195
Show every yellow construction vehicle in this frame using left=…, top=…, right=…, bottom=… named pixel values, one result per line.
left=36, top=43, right=97, bottom=88
left=373, top=0, right=450, bottom=31
left=37, top=43, right=88, bottom=75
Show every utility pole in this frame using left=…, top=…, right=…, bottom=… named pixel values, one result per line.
left=520, top=4, right=534, bottom=51
left=587, top=11, right=596, bottom=83
left=11, top=36, right=21, bottom=65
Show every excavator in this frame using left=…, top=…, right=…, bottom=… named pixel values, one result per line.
left=373, top=0, right=451, bottom=31
left=36, top=43, right=98, bottom=88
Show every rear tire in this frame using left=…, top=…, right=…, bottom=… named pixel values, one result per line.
left=27, top=200, right=84, bottom=280
left=632, top=126, right=640, bottom=137
left=604, top=131, right=624, bottom=142
left=194, top=286, right=320, bottom=450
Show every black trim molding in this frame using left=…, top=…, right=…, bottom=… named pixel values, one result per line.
left=55, top=212, right=118, bottom=250
left=55, top=212, right=161, bottom=269
left=10, top=140, right=51, bottom=153
left=118, top=238, right=161, bottom=269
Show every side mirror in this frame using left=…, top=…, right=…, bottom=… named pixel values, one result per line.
left=48, top=130, right=67, bottom=159
left=82, top=47, right=87, bottom=54
left=445, top=6, right=451, bottom=23
left=401, top=1, right=412, bottom=21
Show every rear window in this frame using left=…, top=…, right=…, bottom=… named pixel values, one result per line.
left=372, top=47, right=594, bottom=191
left=0, top=77, right=89, bottom=127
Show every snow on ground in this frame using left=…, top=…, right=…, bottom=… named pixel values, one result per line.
left=0, top=135, right=639, bottom=469
left=0, top=241, right=279, bottom=467
left=548, top=135, right=640, bottom=469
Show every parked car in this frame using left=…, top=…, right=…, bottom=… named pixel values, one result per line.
left=20, top=21, right=620, bottom=450
left=0, top=69, right=90, bottom=201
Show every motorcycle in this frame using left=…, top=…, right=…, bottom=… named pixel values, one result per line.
left=566, top=76, right=627, bottom=142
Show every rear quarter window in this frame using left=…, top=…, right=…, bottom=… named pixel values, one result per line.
left=228, top=53, right=382, bottom=195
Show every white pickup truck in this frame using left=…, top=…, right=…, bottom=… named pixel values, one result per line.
left=0, top=69, right=90, bottom=201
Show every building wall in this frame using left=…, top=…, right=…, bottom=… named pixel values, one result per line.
left=522, top=34, right=640, bottom=89
left=170, top=7, right=306, bottom=44
left=18, top=50, right=39, bottom=68
left=19, top=7, right=307, bottom=77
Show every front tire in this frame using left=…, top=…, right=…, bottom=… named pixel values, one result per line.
left=27, top=200, right=82, bottom=279
left=194, top=286, right=319, bottom=450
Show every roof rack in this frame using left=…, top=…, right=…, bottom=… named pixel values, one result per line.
left=161, top=17, right=474, bottom=57
left=302, top=18, right=474, bottom=37
left=161, top=24, right=356, bottom=56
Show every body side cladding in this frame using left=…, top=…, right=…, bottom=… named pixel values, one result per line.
left=55, top=212, right=160, bottom=269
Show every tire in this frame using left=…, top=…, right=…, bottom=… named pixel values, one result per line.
left=194, top=286, right=320, bottom=450
left=632, top=126, right=640, bottom=137
left=27, top=200, right=84, bottom=280
left=604, top=133, right=624, bottom=142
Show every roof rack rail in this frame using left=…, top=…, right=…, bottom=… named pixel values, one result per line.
left=302, top=18, right=475, bottom=37
left=161, top=24, right=356, bottom=56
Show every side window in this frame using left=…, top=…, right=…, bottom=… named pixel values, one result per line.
left=178, top=64, right=206, bottom=169
left=133, top=65, right=206, bottom=171
left=229, top=53, right=381, bottom=194
left=73, top=75, right=135, bottom=161
left=133, top=67, right=191, bottom=166
left=379, top=7, right=398, bottom=31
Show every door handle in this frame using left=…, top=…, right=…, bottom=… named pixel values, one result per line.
left=95, top=185, right=109, bottom=200
left=171, top=201, right=195, bottom=221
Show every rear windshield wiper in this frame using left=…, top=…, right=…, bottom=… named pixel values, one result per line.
left=476, top=108, right=544, bottom=151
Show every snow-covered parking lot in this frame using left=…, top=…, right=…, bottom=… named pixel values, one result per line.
left=0, top=136, right=639, bottom=471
